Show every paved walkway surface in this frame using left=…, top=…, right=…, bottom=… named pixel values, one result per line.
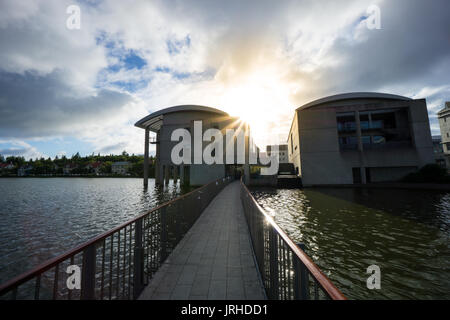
left=139, top=181, right=266, bottom=300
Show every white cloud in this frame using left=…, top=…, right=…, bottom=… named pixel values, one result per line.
left=0, top=0, right=449, bottom=156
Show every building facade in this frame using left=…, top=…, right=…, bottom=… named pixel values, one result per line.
left=111, top=161, right=131, bottom=175
left=266, top=145, right=289, bottom=164
left=135, top=105, right=253, bottom=187
left=438, top=101, right=450, bottom=153
left=288, top=93, right=434, bottom=186
left=432, top=135, right=447, bottom=168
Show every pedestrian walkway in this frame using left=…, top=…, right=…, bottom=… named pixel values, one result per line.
left=139, top=181, right=266, bottom=300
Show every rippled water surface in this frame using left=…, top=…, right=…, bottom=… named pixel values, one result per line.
left=0, top=178, right=186, bottom=283
left=250, top=187, right=450, bottom=299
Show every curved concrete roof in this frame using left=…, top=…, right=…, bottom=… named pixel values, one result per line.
left=135, top=105, right=229, bottom=130
left=297, top=92, right=412, bottom=111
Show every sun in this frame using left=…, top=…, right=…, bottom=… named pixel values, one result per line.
left=219, top=74, right=293, bottom=146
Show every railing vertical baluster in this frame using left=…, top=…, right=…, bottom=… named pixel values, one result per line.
left=122, top=225, right=127, bottom=298
left=314, top=279, right=319, bottom=300
left=100, top=239, right=106, bottom=300
left=68, top=256, right=74, bottom=300
left=53, top=264, right=59, bottom=299
left=34, top=275, right=40, bottom=300
left=269, top=227, right=279, bottom=299
left=128, top=225, right=132, bottom=299
left=160, top=207, right=168, bottom=263
left=293, top=243, right=310, bottom=300
left=109, top=235, right=113, bottom=300
left=288, top=251, right=292, bottom=299
left=133, top=218, right=144, bottom=299
left=81, top=244, right=96, bottom=300
left=116, top=231, right=120, bottom=299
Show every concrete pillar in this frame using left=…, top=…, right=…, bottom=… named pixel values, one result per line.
left=244, top=123, right=250, bottom=185
left=158, top=163, right=164, bottom=184
left=355, top=110, right=363, bottom=152
left=180, top=164, right=185, bottom=185
left=164, top=165, right=169, bottom=184
left=361, top=167, right=367, bottom=184
left=355, top=111, right=367, bottom=184
left=173, top=165, right=178, bottom=183
left=143, top=127, right=149, bottom=188
left=155, top=131, right=160, bottom=185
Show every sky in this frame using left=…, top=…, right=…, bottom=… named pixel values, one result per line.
left=0, top=0, right=449, bottom=159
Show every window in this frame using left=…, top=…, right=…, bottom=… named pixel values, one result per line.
left=372, top=136, right=386, bottom=145
left=446, top=142, right=450, bottom=151
left=371, top=112, right=396, bottom=129
left=337, top=114, right=356, bottom=132
left=360, top=114, right=370, bottom=130
left=339, top=136, right=358, bottom=150
left=447, top=132, right=449, bottom=138
left=352, top=168, right=362, bottom=184
left=362, top=136, right=371, bottom=145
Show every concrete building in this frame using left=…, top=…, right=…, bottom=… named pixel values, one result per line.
left=432, top=135, right=447, bottom=168
left=266, top=145, right=289, bottom=164
left=111, top=161, right=131, bottom=175
left=438, top=102, right=450, bottom=152
left=135, top=105, right=253, bottom=187
left=287, top=92, right=434, bottom=186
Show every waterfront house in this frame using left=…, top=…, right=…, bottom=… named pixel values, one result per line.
left=287, top=92, right=435, bottom=186
left=0, top=163, right=15, bottom=171
left=17, top=165, right=33, bottom=177
left=135, top=105, right=253, bottom=186
left=266, top=145, right=289, bottom=164
left=86, top=161, right=102, bottom=175
left=63, top=163, right=78, bottom=175
left=111, top=161, right=131, bottom=175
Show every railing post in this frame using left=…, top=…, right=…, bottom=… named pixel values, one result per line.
left=81, top=244, right=96, bottom=300
left=269, top=227, right=279, bottom=299
left=293, top=243, right=310, bottom=300
left=133, top=219, right=144, bottom=299
left=160, top=207, right=168, bottom=263
left=176, top=199, right=183, bottom=243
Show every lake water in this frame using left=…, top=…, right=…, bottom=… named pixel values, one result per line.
left=250, top=187, right=450, bottom=299
left=2, top=178, right=449, bottom=299
left=0, top=178, right=186, bottom=284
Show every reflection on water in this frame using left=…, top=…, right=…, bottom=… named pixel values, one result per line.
left=250, top=187, right=450, bottom=299
left=0, top=178, right=188, bottom=283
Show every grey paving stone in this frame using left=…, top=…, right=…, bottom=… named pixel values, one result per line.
left=138, top=182, right=266, bottom=300
left=190, top=275, right=211, bottom=296
left=208, top=280, right=227, bottom=300
left=170, top=285, right=192, bottom=300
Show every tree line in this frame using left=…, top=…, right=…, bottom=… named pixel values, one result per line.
left=0, top=151, right=156, bottom=177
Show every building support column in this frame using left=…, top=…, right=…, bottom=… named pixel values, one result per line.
left=180, top=164, right=185, bottom=185
left=173, top=166, right=178, bottom=183
left=143, top=127, right=149, bottom=188
left=158, top=163, right=164, bottom=185
left=355, top=111, right=367, bottom=184
left=164, top=165, right=169, bottom=184
left=244, top=123, right=250, bottom=185
left=355, top=111, right=363, bottom=152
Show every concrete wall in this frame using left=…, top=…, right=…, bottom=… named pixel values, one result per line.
left=295, top=98, right=434, bottom=186
left=438, top=108, right=450, bottom=153
left=190, top=164, right=225, bottom=186
left=155, top=111, right=250, bottom=186
left=288, top=111, right=301, bottom=175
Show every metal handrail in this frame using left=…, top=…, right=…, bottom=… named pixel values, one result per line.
left=0, top=176, right=232, bottom=299
left=240, top=177, right=346, bottom=300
